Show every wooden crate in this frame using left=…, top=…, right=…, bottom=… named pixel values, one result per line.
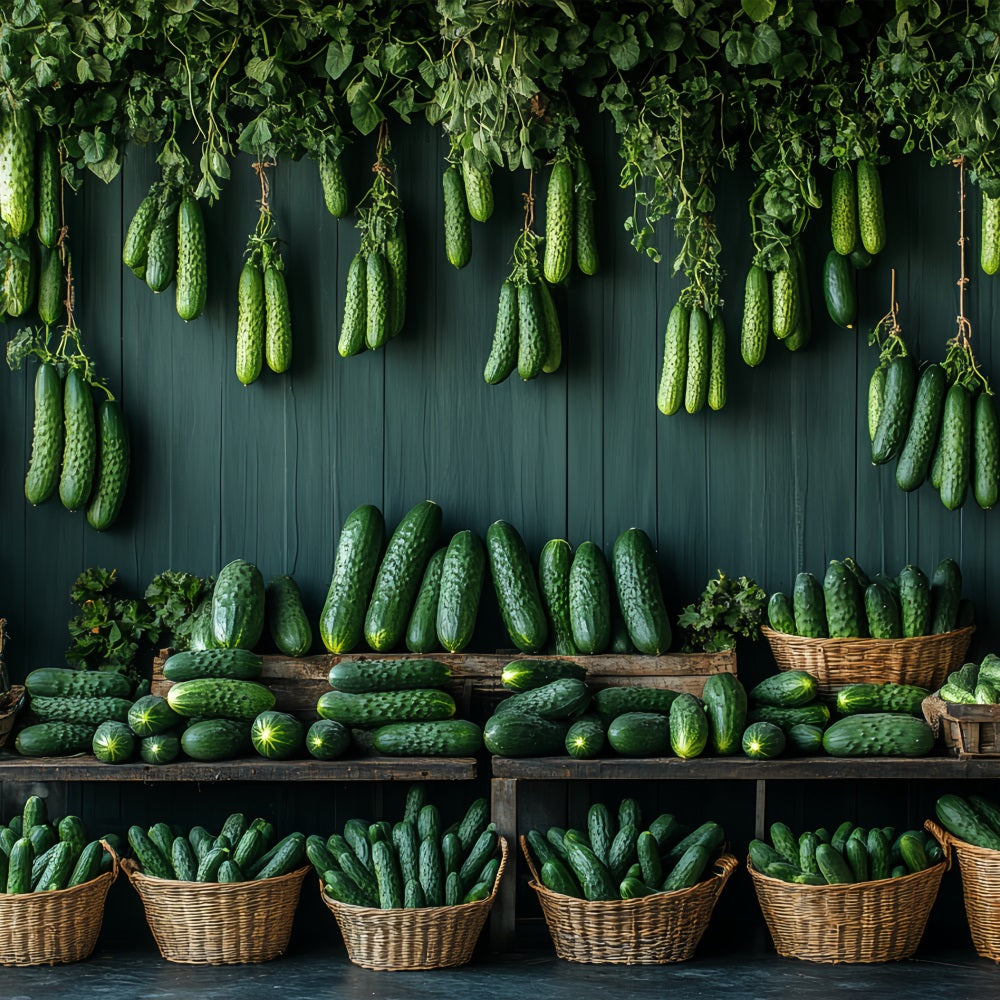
left=922, top=693, right=1000, bottom=758
left=151, top=648, right=737, bottom=719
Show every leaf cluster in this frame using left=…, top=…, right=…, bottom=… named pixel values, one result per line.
left=144, top=569, right=215, bottom=651
left=678, top=570, right=767, bottom=653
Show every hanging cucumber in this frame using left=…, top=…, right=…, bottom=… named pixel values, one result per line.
left=235, top=257, right=265, bottom=386
left=771, top=253, right=800, bottom=341
left=982, top=191, right=1000, bottom=275
left=574, top=152, right=599, bottom=277
left=175, top=192, right=207, bottom=321
left=939, top=382, right=972, bottom=511
left=973, top=390, right=1000, bottom=510
left=484, top=280, right=518, bottom=386
left=871, top=353, right=916, bottom=465
left=86, top=398, right=129, bottom=532
left=443, top=165, right=472, bottom=269
left=856, top=159, right=887, bottom=255
left=685, top=306, right=710, bottom=414
left=58, top=367, right=96, bottom=512
left=830, top=166, right=858, bottom=256
left=895, top=363, right=948, bottom=491
left=339, top=252, right=367, bottom=358
left=543, top=157, right=573, bottom=285
left=822, top=250, right=855, bottom=328
left=707, top=311, right=727, bottom=410
left=740, top=264, right=769, bottom=366
left=657, top=301, right=689, bottom=416
left=24, top=362, right=63, bottom=506
left=319, top=152, right=349, bottom=218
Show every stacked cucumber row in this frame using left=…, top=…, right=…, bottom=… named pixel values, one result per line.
left=524, top=797, right=724, bottom=901
left=935, top=793, right=1000, bottom=850
left=869, top=351, right=1000, bottom=512
left=317, top=657, right=482, bottom=758
left=127, top=811, right=305, bottom=883
left=940, top=654, right=1000, bottom=705
left=749, top=818, right=939, bottom=886
left=0, top=794, right=117, bottom=895
left=123, top=181, right=207, bottom=321
left=767, top=556, right=971, bottom=639
left=315, top=785, right=501, bottom=909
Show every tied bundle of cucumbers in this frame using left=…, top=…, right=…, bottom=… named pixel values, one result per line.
left=483, top=176, right=562, bottom=384
left=767, top=556, right=972, bottom=641
left=822, top=158, right=887, bottom=329
left=0, top=795, right=118, bottom=895
left=524, top=797, right=725, bottom=901
left=315, top=785, right=501, bottom=909
left=935, top=792, right=1000, bottom=850
left=657, top=299, right=726, bottom=416
left=121, top=178, right=207, bottom=322
left=234, top=163, right=293, bottom=385
left=16, top=666, right=138, bottom=759
left=939, top=653, right=1000, bottom=705
left=542, top=145, right=599, bottom=283
left=338, top=128, right=406, bottom=357
left=317, top=657, right=482, bottom=759
left=128, top=811, right=305, bottom=883
left=749, top=818, right=940, bottom=886
left=441, top=144, right=494, bottom=269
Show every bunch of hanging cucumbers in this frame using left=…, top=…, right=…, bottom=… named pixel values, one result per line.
left=442, top=144, right=494, bottom=269
left=541, top=144, right=599, bottom=284
left=338, top=130, right=407, bottom=357
left=0, top=106, right=65, bottom=329
left=122, top=177, right=208, bottom=322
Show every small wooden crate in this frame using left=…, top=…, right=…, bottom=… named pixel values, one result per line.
left=922, top=693, right=1000, bottom=757
left=152, top=648, right=737, bottom=720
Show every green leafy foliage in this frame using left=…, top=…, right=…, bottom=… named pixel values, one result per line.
left=678, top=571, right=767, bottom=653
left=144, top=570, right=215, bottom=651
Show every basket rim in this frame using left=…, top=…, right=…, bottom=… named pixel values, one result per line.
left=322, top=835, right=509, bottom=915
left=0, top=840, right=119, bottom=901
left=122, top=858, right=310, bottom=892
left=746, top=856, right=945, bottom=891
left=925, top=818, right=1000, bottom=861
left=761, top=624, right=975, bottom=648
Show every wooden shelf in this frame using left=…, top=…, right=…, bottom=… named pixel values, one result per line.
left=491, top=754, right=1000, bottom=780
left=0, top=753, right=476, bottom=782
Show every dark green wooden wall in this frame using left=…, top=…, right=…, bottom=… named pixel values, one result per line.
left=0, top=113, right=997, bottom=951
left=1, top=113, right=996, bottom=674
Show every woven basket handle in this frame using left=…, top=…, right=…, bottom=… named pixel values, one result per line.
left=519, top=834, right=542, bottom=884
left=923, top=819, right=953, bottom=871
left=98, top=838, right=121, bottom=883
left=712, top=853, right=739, bottom=897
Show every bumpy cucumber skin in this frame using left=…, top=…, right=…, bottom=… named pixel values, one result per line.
left=939, top=383, right=972, bottom=511
left=824, top=560, right=866, bottom=638
left=771, top=259, right=800, bottom=341
left=657, top=302, right=690, bottom=416
left=539, top=539, right=578, bottom=655
left=740, top=264, right=769, bottom=366
left=339, top=252, right=367, bottom=358
left=37, top=245, right=63, bottom=326
left=123, top=189, right=159, bottom=269
left=707, top=312, right=727, bottom=410
left=0, top=105, right=35, bottom=238
left=784, top=241, right=812, bottom=352
left=871, top=354, right=916, bottom=464
left=543, top=159, right=573, bottom=285
left=973, top=391, right=1000, bottom=510
left=568, top=541, right=611, bottom=654
left=685, top=307, right=710, bottom=414
left=443, top=166, right=472, bottom=269
left=792, top=571, right=826, bottom=638
left=517, top=282, right=546, bottom=381
left=537, top=278, right=562, bottom=375
left=266, top=574, right=313, bottom=656
left=484, top=280, right=519, bottom=385
left=865, top=582, right=902, bottom=639
left=574, top=154, right=599, bottom=276
left=868, top=364, right=887, bottom=445
left=385, top=218, right=407, bottom=338
left=36, top=129, right=60, bottom=249
left=145, top=195, right=179, bottom=293
left=212, top=558, right=266, bottom=650
left=463, top=159, right=494, bottom=223
left=983, top=192, right=1000, bottom=275
left=176, top=193, right=207, bottom=321
left=365, top=249, right=390, bottom=350
left=898, top=564, right=931, bottom=638
left=264, top=262, right=292, bottom=373
left=86, top=399, right=130, bottom=531
left=930, top=558, right=962, bottom=634
left=831, top=166, right=858, bottom=256
left=406, top=547, right=446, bottom=654
left=436, top=530, right=485, bottom=653
left=856, top=159, right=886, bottom=255
left=767, top=592, right=796, bottom=634
left=319, top=154, right=349, bottom=218
left=58, top=367, right=95, bottom=512
left=486, top=520, right=548, bottom=653
left=320, top=504, right=386, bottom=654
left=236, top=259, right=265, bottom=385
left=611, top=527, right=672, bottom=655
left=25, top=362, right=63, bottom=506
left=896, top=363, right=947, bottom=491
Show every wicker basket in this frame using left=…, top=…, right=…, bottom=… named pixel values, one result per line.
left=522, top=836, right=737, bottom=965
left=762, top=624, right=974, bottom=698
left=0, top=685, right=25, bottom=750
left=926, top=818, right=1000, bottom=962
left=123, top=860, right=308, bottom=964
left=747, top=832, right=945, bottom=964
left=320, top=836, right=508, bottom=971
left=922, top=693, right=1000, bottom=757
left=0, top=843, right=119, bottom=967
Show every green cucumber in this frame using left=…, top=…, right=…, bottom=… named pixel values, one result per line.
left=822, top=250, right=855, bottom=327
left=702, top=672, right=747, bottom=756
left=436, top=530, right=485, bottom=653
left=565, top=715, right=605, bottom=759
left=484, top=280, right=518, bottom=385
left=898, top=564, right=931, bottom=638
left=830, top=166, right=858, bottom=255
left=317, top=688, right=455, bottom=727
left=872, top=354, right=917, bottom=465
left=265, top=575, right=312, bottom=657
left=24, top=361, right=63, bottom=506
left=896, top=363, right=948, bottom=491
left=658, top=301, right=689, bottom=415
left=611, top=527, right=672, bottom=655
left=538, top=540, right=578, bottom=655
left=740, top=264, right=769, bottom=367
left=974, top=390, right=1000, bottom=509
left=486, top=520, right=548, bottom=653
left=792, top=572, right=827, bottom=638
left=767, top=592, right=796, bottom=634
left=824, top=560, right=866, bottom=638
left=501, top=658, right=585, bottom=692
left=669, top=693, right=708, bottom=759
left=749, top=670, right=818, bottom=707
left=607, top=712, right=670, bottom=757
left=443, top=166, right=472, bottom=269
left=568, top=541, right=611, bottom=654
left=865, top=582, right=902, bottom=639
left=822, top=713, right=934, bottom=757
left=856, top=159, right=886, bottom=255
left=741, top=721, right=785, bottom=759
left=406, top=548, right=446, bottom=654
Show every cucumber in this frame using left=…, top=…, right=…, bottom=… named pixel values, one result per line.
left=749, top=670, right=818, bottom=707
left=406, top=548, right=446, bottom=654
left=786, top=723, right=824, bottom=754
left=823, top=560, right=866, bottom=638
left=500, top=658, right=586, bottom=691
left=835, top=682, right=929, bottom=716
left=769, top=822, right=799, bottom=864
left=930, top=558, right=962, bottom=634
left=684, top=306, right=711, bottom=412
left=822, top=713, right=934, bottom=757
left=538, top=539, right=578, bottom=656
left=771, top=256, right=800, bottom=341
left=211, top=558, right=265, bottom=650
left=317, top=689, right=455, bottom=726
left=669, top=692, right=708, bottom=759
left=568, top=541, right=611, bottom=654
left=92, top=721, right=135, bottom=763
left=338, top=252, right=367, bottom=357
left=565, top=715, right=605, bottom=759
left=329, top=658, right=451, bottom=694
left=661, top=843, right=711, bottom=891
left=175, top=193, right=207, bottom=321
left=869, top=363, right=887, bottom=444
left=611, top=527, right=672, bottom=655
left=767, top=592, right=796, bottom=634
left=319, top=152, right=349, bottom=217
left=868, top=828, right=890, bottom=881
left=384, top=217, right=407, bottom=338
left=702, top=672, right=747, bottom=756
left=15, top=722, right=96, bottom=757
left=443, top=166, right=472, bottom=269
left=974, top=391, right=1000, bottom=510
left=707, top=311, right=727, bottom=409
left=896, top=363, right=948, bottom=491
left=543, top=158, right=573, bottom=285
left=365, top=249, right=389, bottom=350
left=592, top=686, right=678, bottom=723
left=872, top=354, right=916, bottom=464
left=161, top=648, right=263, bottom=682
left=25, top=667, right=132, bottom=699
left=436, top=530, right=485, bottom=653
left=483, top=712, right=571, bottom=757
left=540, top=858, right=582, bottom=897
left=145, top=194, right=179, bottom=293
left=371, top=720, right=482, bottom=757
left=898, top=564, right=931, bottom=638
left=418, top=836, right=444, bottom=906
left=748, top=703, right=830, bottom=731
left=37, top=245, right=63, bottom=326
left=462, top=157, right=494, bottom=223
left=740, top=264, right=769, bottom=366
left=251, top=711, right=305, bottom=760
left=517, top=281, right=545, bottom=381
left=167, top=678, right=275, bottom=721
left=537, top=277, right=562, bottom=374
left=741, top=722, right=786, bottom=759
left=587, top=804, right=614, bottom=866
left=58, top=368, right=95, bottom=512
left=35, top=129, right=59, bottom=248
left=574, top=152, right=599, bottom=276
left=845, top=836, right=870, bottom=882
left=607, top=712, right=670, bottom=757
left=565, top=841, right=617, bottom=901
left=495, top=677, right=590, bottom=720
left=822, top=250, right=855, bottom=327
left=484, top=280, right=518, bottom=385
left=486, top=520, right=548, bottom=653
left=830, top=166, right=858, bottom=255
left=179, top=719, right=250, bottom=762
left=815, top=843, right=853, bottom=885
left=856, top=159, right=886, bottom=255
left=85, top=398, right=129, bottom=532
left=169, top=834, right=198, bottom=879
left=265, top=575, right=312, bottom=657
left=365, top=500, right=442, bottom=652
left=865, top=581, right=902, bottom=639
left=936, top=793, right=1000, bottom=850
left=792, top=572, right=826, bottom=638
left=940, top=383, right=973, bottom=510
left=122, top=186, right=159, bottom=269
left=24, top=361, right=63, bottom=506
left=30, top=695, right=132, bottom=726
left=799, top=832, right=820, bottom=874
left=982, top=190, right=1000, bottom=274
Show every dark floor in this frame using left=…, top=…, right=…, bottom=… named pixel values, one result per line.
left=2, top=934, right=997, bottom=999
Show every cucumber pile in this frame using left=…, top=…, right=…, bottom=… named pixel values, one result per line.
left=767, top=556, right=972, bottom=640
left=122, top=180, right=207, bottom=321
left=935, top=793, right=1000, bottom=850
left=318, top=657, right=483, bottom=758
left=315, top=784, right=501, bottom=908
left=127, top=811, right=305, bottom=883
left=940, top=653, right=1000, bottom=705
left=0, top=794, right=117, bottom=895
left=749, top=818, right=939, bottom=886
left=524, top=797, right=725, bottom=901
